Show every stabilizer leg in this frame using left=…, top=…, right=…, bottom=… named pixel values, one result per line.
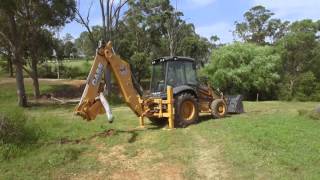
left=139, top=116, right=145, bottom=128
left=167, top=86, right=174, bottom=129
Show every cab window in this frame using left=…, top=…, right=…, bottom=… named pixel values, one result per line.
left=166, top=61, right=197, bottom=87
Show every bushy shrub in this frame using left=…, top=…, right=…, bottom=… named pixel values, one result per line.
left=0, top=108, right=42, bottom=160
left=82, top=61, right=91, bottom=73
left=278, top=72, right=320, bottom=101
left=295, top=72, right=320, bottom=101
left=0, top=60, right=7, bottom=73
left=0, top=108, right=40, bottom=145
left=38, top=62, right=89, bottom=79
left=130, top=52, right=150, bottom=82
left=298, top=108, right=320, bottom=120
left=61, top=65, right=81, bottom=79
left=0, top=108, right=41, bottom=160
left=38, top=63, right=57, bottom=78
left=108, top=93, right=124, bottom=105
left=202, top=43, right=281, bottom=100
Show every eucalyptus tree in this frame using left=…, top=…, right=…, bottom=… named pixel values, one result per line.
left=0, top=0, right=75, bottom=105
left=277, top=20, right=320, bottom=100
left=234, top=5, right=289, bottom=45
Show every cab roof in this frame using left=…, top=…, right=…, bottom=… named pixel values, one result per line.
left=151, top=56, right=195, bottom=65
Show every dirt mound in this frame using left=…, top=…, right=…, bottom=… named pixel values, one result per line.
left=50, top=84, right=86, bottom=99
left=44, top=82, right=121, bottom=99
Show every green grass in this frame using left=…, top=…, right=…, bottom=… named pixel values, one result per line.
left=44, top=59, right=92, bottom=70
left=0, top=59, right=7, bottom=76
left=214, top=104, right=320, bottom=179
left=1, top=77, right=320, bottom=179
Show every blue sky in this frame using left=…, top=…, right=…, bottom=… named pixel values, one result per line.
left=62, top=0, right=320, bottom=43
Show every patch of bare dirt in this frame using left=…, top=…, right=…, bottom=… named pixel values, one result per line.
left=70, top=171, right=108, bottom=180
left=98, top=145, right=160, bottom=170
left=147, top=163, right=184, bottom=180
left=109, top=170, right=141, bottom=180
left=102, top=145, right=184, bottom=180
left=108, top=162, right=184, bottom=180
left=72, top=141, right=184, bottom=180
left=0, top=77, right=16, bottom=85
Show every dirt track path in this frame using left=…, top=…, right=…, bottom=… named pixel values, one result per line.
left=192, top=130, right=231, bottom=179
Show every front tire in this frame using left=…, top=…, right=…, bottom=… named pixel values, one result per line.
left=211, top=99, right=227, bottom=118
left=174, top=93, right=199, bottom=127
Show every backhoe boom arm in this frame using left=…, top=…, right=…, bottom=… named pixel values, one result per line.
left=75, top=41, right=143, bottom=121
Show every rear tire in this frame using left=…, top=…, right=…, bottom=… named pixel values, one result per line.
left=211, top=99, right=227, bottom=118
left=174, top=93, right=199, bottom=127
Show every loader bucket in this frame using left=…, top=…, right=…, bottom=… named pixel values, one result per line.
left=225, top=95, right=244, bottom=114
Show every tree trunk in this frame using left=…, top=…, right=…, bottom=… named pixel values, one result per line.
left=6, top=8, right=27, bottom=106
left=170, top=39, right=174, bottom=56
left=15, top=62, right=27, bottom=107
left=7, top=57, right=14, bottom=77
left=289, top=79, right=295, bottom=99
left=31, top=56, right=40, bottom=98
left=99, top=0, right=107, bottom=40
left=56, top=58, right=60, bottom=79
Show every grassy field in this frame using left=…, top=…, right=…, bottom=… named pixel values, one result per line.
left=1, top=77, right=320, bottom=179
left=46, top=59, right=93, bottom=68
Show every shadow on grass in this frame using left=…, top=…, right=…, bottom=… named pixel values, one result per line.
left=198, top=114, right=214, bottom=122
left=116, top=126, right=162, bottom=143
left=196, top=113, right=235, bottom=125
left=45, top=126, right=162, bottom=146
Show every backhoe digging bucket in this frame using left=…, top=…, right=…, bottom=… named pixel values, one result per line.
left=226, top=95, right=244, bottom=114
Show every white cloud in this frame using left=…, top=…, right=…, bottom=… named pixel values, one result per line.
left=195, top=22, right=234, bottom=43
left=253, top=0, right=320, bottom=21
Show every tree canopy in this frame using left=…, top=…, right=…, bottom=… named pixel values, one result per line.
left=202, top=43, right=281, bottom=100
left=74, top=0, right=213, bottom=82
left=234, top=5, right=289, bottom=45
left=276, top=19, right=320, bottom=100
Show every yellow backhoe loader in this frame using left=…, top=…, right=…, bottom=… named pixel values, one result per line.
left=74, top=41, right=243, bottom=128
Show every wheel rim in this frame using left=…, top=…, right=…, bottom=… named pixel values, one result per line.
left=217, top=103, right=226, bottom=116
left=180, top=100, right=196, bottom=121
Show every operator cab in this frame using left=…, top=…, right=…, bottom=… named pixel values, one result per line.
left=150, top=57, right=198, bottom=95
